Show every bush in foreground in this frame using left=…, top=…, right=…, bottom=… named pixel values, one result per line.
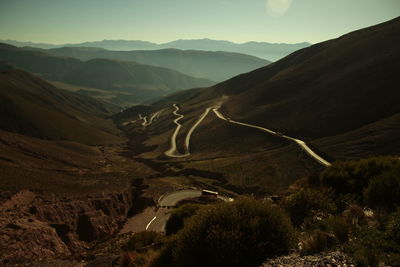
left=344, top=226, right=386, bottom=267
left=283, top=188, right=336, bottom=227
left=169, top=197, right=295, bottom=267
left=301, top=230, right=337, bottom=255
left=125, top=231, right=163, bottom=251
left=165, top=203, right=201, bottom=235
left=364, top=167, right=400, bottom=210
left=321, top=157, right=399, bottom=200
left=344, top=209, right=400, bottom=267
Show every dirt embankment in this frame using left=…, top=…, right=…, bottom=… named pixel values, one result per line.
left=0, top=185, right=147, bottom=265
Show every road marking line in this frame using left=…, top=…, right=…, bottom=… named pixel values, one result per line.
left=146, top=216, right=157, bottom=230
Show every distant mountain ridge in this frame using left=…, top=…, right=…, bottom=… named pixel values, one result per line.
left=42, top=47, right=270, bottom=82
left=1, top=39, right=311, bottom=61
left=0, top=44, right=213, bottom=105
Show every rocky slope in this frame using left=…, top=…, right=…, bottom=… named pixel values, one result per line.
left=0, top=187, right=143, bottom=265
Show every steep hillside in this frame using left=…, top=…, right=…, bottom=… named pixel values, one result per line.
left=43, top=47, right=270, bottom=82
left=0, top=64, right=121, bottom=145
left=0, top=43, right=80, bottom=80
left=181, top=16, right=400, bottom=143
left=62, top=58, right=212, bottom=96
left=116, top=17, right=400, bottom=194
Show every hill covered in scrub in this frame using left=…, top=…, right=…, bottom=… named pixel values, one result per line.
left=118, top=157, right=400, bottom=267
left=1, top=3, right=399, bottom=266
left=0, top=63, right=121, bottom=144
left=113, top=17, right=400, bottom=197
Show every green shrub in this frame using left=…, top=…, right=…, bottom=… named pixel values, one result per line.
left=335, top=193, right=359, bottom=212
left=283, top=188, right=336, bottom=227
left=364, top=167, right=400, bottom=210
left=321, top=157, right=399, bottom=198
left=342, top=204, right=368, bottom=228
left=165, top=203, right=201, bottom=235
left=385, top=208, right=400, bottom=250
left=126, top=231, right=163, bottom=251
left=384, top=208, right=400, bottom=266
left=301, top=230, right=337, bottom=255
left=325, top=216, right=350, bottom=243
left=343, top=209, right=400, bottom=267
left=149, top=244, right=174, bottom=267
left=345, top=226, right=387, bottom=267
left=170, top=197, right=296, bottom=267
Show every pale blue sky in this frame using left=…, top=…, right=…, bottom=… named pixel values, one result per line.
left=0, top=0, right=399, bottom=44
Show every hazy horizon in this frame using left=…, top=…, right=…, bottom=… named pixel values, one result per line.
left=0, top=37, right=312, bottom=46
left=1, top=0, right=399, bottom=45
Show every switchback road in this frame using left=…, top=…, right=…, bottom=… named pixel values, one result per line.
left=212, top=107, right=331, bottom=166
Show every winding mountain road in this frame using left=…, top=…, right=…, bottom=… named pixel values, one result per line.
left=165, top=104, right=189, bottom=157
left=165, top=104, right=213, bottom=157
left=159, top=189, right=202, bottom=207
left=139, top=110, right=163, bottom=127
left=183, top=107, right=213, bottom=154
left=146, top=189, right=203, bottom=232
left=163, top=102, right=330, bottom=166
left=138, top=114, right=147, bottom=126
left=145, top=189, right=231, bottom=232
left=145, top=110, right=162, bottom=126
left=121, top=189, right=203, bottom=233
left=212, top=107, right=331, bottom=167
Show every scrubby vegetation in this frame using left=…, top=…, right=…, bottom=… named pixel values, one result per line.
left=321, top=156, right=400, bottom=209
left=283, top=187, right=336, bottom=226
left=164, top=203, right=202, bottom=236
left=135, top=197, right=295, bottom=267
left=303, top=156, right=400, bottom=266
left=120, top=231, right=165, bottom=266
left=171, top=197, right=295, bottom=267
left=120, top=156, right=400, bottom=267
left=125, top=231, right=164, bottom=251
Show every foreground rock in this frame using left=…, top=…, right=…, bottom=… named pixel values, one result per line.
left=0, top=187, right=141, bottom=265
left=261, top=251, right=355, bottom=267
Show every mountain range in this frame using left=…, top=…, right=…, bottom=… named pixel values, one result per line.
left=0, top=44, right=213, bottom=105
left=1, top=39, right=311, bottom=61
left=29, top=46, right=270, bottom=82
left=118, top=16, right=400, bottom=191
left=1, top=15, right=399, bottom=266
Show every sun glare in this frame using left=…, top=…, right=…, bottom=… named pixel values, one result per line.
left=266, top=0, right=292, bottom=17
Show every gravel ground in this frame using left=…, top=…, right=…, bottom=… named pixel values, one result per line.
left=261, top=251, right=356, bottom=267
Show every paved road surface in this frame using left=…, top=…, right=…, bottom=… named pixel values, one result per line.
left=183, top=107, right=213, bottom=154
left=159, top=189, right=202, bottom=207
left=145, top=208, right=170, bottom=232
left=138, top=114, right=147, bottom=126
left=120, top=207, right=157, bottom=234
left=165, top=104, right=189, bottom=157
left=165, top=104, right=212, bottom=158
left=139, top=110, right=163, bottom=127
left=122, top=189, right=203, bottom=233
left=212, top=107, right=331, bottom=166
left=122, top=188, right=233, bottom=233
left=143, top=110, right=162, bottom=126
